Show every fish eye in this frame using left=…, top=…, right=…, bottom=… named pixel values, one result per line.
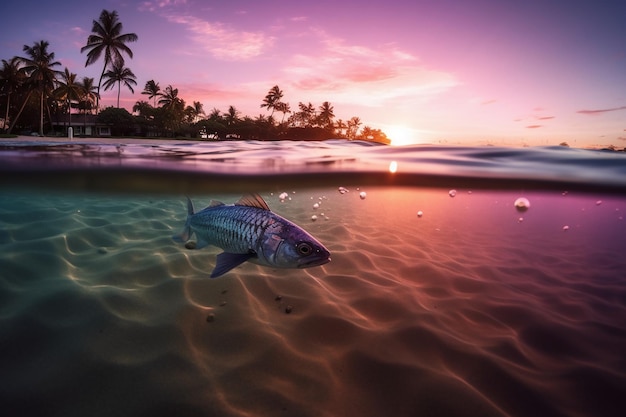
left=296, top=242, right=313, bottom=256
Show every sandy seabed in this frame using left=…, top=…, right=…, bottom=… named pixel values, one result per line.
left=1, top=186, right=625, bottom=417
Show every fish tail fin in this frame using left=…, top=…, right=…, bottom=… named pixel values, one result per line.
left=172, top=196, right=195, bottom=243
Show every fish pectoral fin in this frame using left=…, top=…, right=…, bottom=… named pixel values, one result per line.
left=210, top=252, right=256, bottom=278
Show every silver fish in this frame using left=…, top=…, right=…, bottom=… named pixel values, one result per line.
left=173, top=193, right=331, bottom=278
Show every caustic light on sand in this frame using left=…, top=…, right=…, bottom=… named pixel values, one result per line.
left=389, top=161, right=398, bottom=173
left=514, top=197, right=530, bottom=212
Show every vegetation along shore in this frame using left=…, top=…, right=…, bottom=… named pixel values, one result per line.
left=0, top=9, right=390, bottom=144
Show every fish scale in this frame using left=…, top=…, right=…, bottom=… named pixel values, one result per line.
left=191, top=206, right=274, bottom=252
left=173, top=194, right=331, bottom=278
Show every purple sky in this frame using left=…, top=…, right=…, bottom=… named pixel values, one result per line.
left=1, top=0, right=625, bottom=146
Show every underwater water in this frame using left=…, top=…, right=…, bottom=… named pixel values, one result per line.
left=1, top=138, right=625, bottom=417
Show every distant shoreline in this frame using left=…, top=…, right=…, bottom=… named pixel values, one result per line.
left=0, top=135, right=390, bottom=146
left=1, top=135, right=624, bottom=151
left=0, top=135, right=199, bottom=146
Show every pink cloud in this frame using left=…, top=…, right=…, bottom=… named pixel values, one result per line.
left=282, top=32, right=457, bottom=105
left=536, top=116, right=555, bottom=120
left=163, top=14, right=274, bottom=60
left=139, top=0, right=187, bottom=12
left=176, top=83, right=251, bottom=103
left=526, top=125, right=542, bottom=129
left=577, top=106, right=626, bottom=115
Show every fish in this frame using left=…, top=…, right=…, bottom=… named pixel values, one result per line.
left=173, top=193, right=331, bottom=278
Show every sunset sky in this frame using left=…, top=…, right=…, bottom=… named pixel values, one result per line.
left=1, top=0, right=625, bottom=147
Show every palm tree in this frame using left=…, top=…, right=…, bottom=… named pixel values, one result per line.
left=133, top=100, right=152, bottom=117
left=347, top=116, right=362, bottom=139
left=18, top=40, right=62, bottom=135
left=0, top=57, right=24, bottom=133
left=80, top=9, right=138, bottom=110
left=334, top=119, right=347, bottom=137
left=297, top=101, right=315, bottom=127
left=77, top=76, right=98, bottom=136
left=275, top=101, right=291, bottom=124
left=192, top=101, right=205, bottom=122
left=102, top=62, right=137, bottom=108
left=141, top=79, right=160, bottom=107
left=260, top=85, right=283, bottom=117
left=207, top=107, right=221, bottom=122
left=158, top=85, right=182, bottom=109
left=224, top=105, right=240, bottom=126
left=53, top=68, right=83, bottom=133
left=318, top=101, right=335, bottom=129
left=157, top=85, right=185, bottom=135
left=78, top=76, right=98, bottom=115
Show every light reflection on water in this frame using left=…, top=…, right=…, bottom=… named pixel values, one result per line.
left=1, top=139, right=626, bottom=193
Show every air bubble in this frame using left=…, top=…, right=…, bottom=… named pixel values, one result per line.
left=514, top=197, right=530, bottom=212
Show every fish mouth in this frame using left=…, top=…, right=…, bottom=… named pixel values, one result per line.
left=298, top=254, right=331, bottom=268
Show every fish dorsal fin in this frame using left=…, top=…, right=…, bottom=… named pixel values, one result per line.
left=235, top=193, right=270, bottom=211
left=207, top=200, right=225, bottom=208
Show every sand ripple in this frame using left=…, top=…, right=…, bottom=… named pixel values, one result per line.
left=1, top=188, right=625, bottom=416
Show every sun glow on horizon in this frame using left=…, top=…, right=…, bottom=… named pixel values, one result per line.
left=387, top=125, right=419, bottom=146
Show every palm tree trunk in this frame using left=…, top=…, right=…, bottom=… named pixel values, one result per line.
left=3, top=93, right=10, bottom=133
left=117, top=82, right=121, bottom=108
left=68, top=99, right=72, bottom=136
left=39, top=89, right=44, bottom=136
left=45, top=97, right=53, bottom=136
left=96, top=60, right=109, bottom=112
left=7, top=90, right=32, bottom=134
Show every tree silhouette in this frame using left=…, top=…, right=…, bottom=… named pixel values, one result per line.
left=53, top=67, right=83, bottom=131
left=102, top=62, right=137, bottom=108
left=141, top=80, right=160, bottom=107
left=0, top=57, right=24, bottom=133
left=81, top=10, right=138, bottom=110
left=18, top=40, right=62, bottom=135
left=317, top=101, right=335, bottom=129
left=260, top=85, right=283, bottom=117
